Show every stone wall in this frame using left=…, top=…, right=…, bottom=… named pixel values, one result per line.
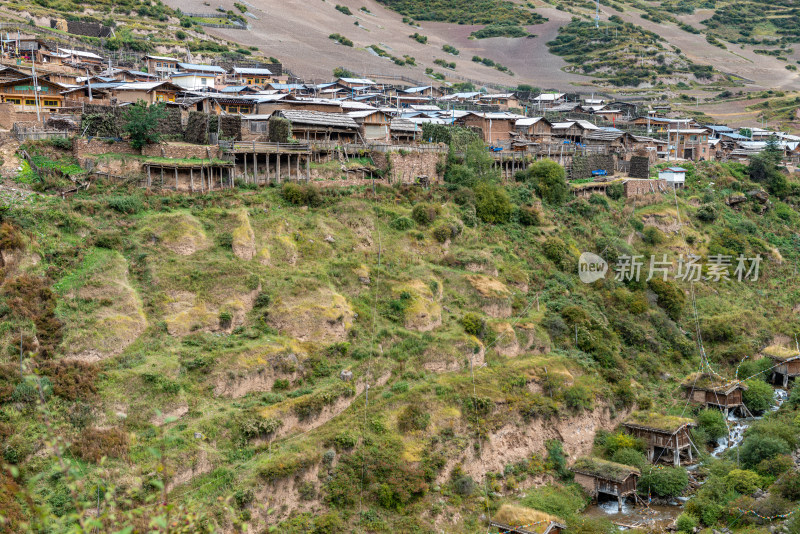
left=73, top=138, right=140, bottom=158
left=570, top=154, right=615, bottom=180
left=141, top=143, right=222, bottom=159
left=623, top=178, right=667, bottom=198
left=0, top=104, right=40, bottom=130
left=373, top=150, right=443, bottom=184
left=185, top=112, right=242, bottom=144
left=80, top=105, right=184, bottom=139
left=629, top=155, right=650, bottom=179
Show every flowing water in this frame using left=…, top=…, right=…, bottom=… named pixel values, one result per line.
left=585, top=389, right=788, bottom=529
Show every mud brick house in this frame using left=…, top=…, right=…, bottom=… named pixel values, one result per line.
left=479, top=93, right=520, bottom=111
left=673, top=128, right=712, bottom=161
left=145, top=55, right=180, bottom=78
left=622, top=411, right=696, bottom=466
left=58, top=48, right=104, bottom=66
left=389, top=117, right=419, bottom=143
left=515, top=117, right=552, bottom=142
left=277, top=109, right=360, bottom=142
left=107, top=81, right=183, bottom=105
left=0, top=77, right=65, bottom=112
left=336, top=77, right=377, bottom=90
left=683, top=372, right=748, bottom=416
left=763, top=345, right=800, bottom=387
left=622, top=178, right=668, bottom=198
left=457, top=112, right=523, bottom=146
left=571, top=457, right=639, bottom=511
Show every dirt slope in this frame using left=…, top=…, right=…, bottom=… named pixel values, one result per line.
left=162, top=0, right=586, bottom=88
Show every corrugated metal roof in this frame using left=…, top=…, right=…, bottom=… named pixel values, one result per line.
left=339, top=77, right=376, bottom=84
left=177, top=62, right=226, bottom=73
left=278, top=110, right=359, bottom=129
left=231, top=67, right=273, bottom=75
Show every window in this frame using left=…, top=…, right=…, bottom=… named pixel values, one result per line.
left=156, top=62, right=162, bottom=67
left=201, top=78, right=207, bottom=85
left=5, top=98, right=20, bottom=104
left=44, top=99, right=59, bottom=106
left=25, top=99, right=35, bottom=105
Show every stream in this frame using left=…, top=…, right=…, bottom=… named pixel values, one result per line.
left=586, top=389, right=788, bottom=530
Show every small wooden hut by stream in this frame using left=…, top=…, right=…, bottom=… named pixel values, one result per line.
left=622, top=411, right=697, bottom=466
left=682, top=372, right=749, bottom=416
left=490, top=504, right=566, bottom=534
left=571, top=457, right=639, bottom=512
left=763, top=345, right=800, bottom=387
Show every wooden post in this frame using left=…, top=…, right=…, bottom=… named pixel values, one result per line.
left=306, top=155, right=310, bottom=181
left=295, top=154, right=299, bottom=182
left=244, top=152, right=248, bottom=178
left=254, top=153, right=258, bottom=183
left=190, top=168, right=194, bottom=193
left=673, top=435, right=680, bottom=466
left=160, top=167, right=164, bottom=188
left=147, top=166, right=151, bottom=188
left=277, top=153, right=281, bottom=183
left=200, top=166, right=204, bottom=192
left=174, top=167, right=178, bottom=191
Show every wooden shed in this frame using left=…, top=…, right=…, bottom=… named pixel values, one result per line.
left=491, top=504, right=566, bottom=534
left=571, top=457, right=639, bottom=511
left=763, top=345, right=800, bottom=387
left=682, top=372, right=748, bottom=416
left=622, top=411, right=697, bottom=466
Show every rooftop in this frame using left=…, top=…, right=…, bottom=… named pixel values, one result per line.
left=571, top=457, right=639, bottom=482
left=762, top=345, right=800, bottom=362
left=278, top=109, right=359, bottom=129
left=493, top=505, right=564, bottom=534
left=623, top=411, right=695, bottom=433
left=682, top=372, right=747, bottom=393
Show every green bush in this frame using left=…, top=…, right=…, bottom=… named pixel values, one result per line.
left=742, top=379, right=775, bottom=413
left=517, top=160, right=568, bottom=205
left=546, top=439, right=571, bottom=480
left=123, top=101, right=167, bottom=149
left=642, top=226, right=665, bottom=245
left=474, top=182, right=511, bottom=224
left=611, top=448, right=646, bottom=469
left=335, top=4, right=352, bottom=15
left=521, top=484, right=586, bottom=519
left=397, top=404, right=430, bottom=432
left=739, top=434, right=790, bottom=469
left=432, top=223, right=455, bottom=243
left=675, top=513, right=697, bottom=533
left=268, top=115, right=292, bottom=143
left=542, top=236, right=571, bottom=270
left=696, top=203, right=717, bottom=222
left=696, top=409, right=727, bottom=442
left=724, top=468, right=762, bottom=494
left=647, top=278, right=685, bottom=321
left=563, top=385, right=593, bottom=413
left=108, top=195, right=143, bottom=214
left=602, top=432, right=644, bottom=455
left=390, top=216, right=414, bottom=231
left=460, top=313, right=484, bottom=336
left=282, top=183, right=321, bottom=207
left=638, top=465, right=688, bottom=498
left=411, top=203, right=439, bottom=225
left=517, top=205, right=542, bottom=226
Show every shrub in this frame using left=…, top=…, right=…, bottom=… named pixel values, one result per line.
left=724, top=468, right=762, bottom=494
left=452, top=475, right=476, bottom=496
left=432, top=223, right=454, bottom=243
left=411, top=203, right=439, bottom=225
left=563, top=385, right=593, bottom=413
left=397, top=404, right=430, bottom=432
left=390, top=216, right=414, bottom=231
left=696, top=409, right=727, bottom=442
left=607, top=182, right=624, bottom=200
left=70, top=427, right=128, bottom=463
left=335, top=4, right=352, bottom=15
left=273, top=378, right=289, bottom=391
left=38, top=361, right=97, bottom=401
left=460, top=313, right=484, bottom=336
left=638, top=465, right=688, bottom=498
left=48, top=137, right=73, bottom=150
left=696, top=203, right=717, bottom=222
left=642, top=225, right=665, bottom=245
left=108, top=195, right=144, bottom=214
left=175, top=30, right=187, bottom=40
left=647, top=279, right=685, bottom=321
left=542, top=236, right=570, bottom=270
left=756, top=454, right=793, bottom=478
left=282, top=183, right=321, bottom=207
left=238, top=413, right=282, bottom=440
left=0, top=223, right=24, bottom=250
left=602, top=432, right=644, bottom=455
left=675, top=513, right=697, bottom=533
left=517, top=160, right=568, bottom=205
left=474, top=182, right=512, bottom=224
left=739, top=434, right=790, bottom=469
left=545, top=440, right=571, bottom=480
left=742, top=379, right=775, bottom=413
left=611, top=448, right=646, bottom=469
left=517, top=205, right=542, bottom=226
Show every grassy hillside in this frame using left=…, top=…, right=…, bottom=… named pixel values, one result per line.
left=373, top=0, right=546, bottom=25
left=2, top=139, right=800, bottom=532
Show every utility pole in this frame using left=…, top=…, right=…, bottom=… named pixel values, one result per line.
left=31, top=60, right=41, bottom=122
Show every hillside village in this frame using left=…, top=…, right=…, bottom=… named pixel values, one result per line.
left=0, top=32, right=799, bottom=195
left=3, top=11, right=800, bottom=534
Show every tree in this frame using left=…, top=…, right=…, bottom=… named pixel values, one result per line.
left=517, top=160, right=568, bottom=205
left=638, top=465, right=688, bottom=498
left=333, top=66, right=355, bottom=78
left=464, top=140, right=499, bottom=182
left=696, top=409, right=727, bottom=442
left=268, top=115, right=292, bottom=143
left=122, top=101, right=167, bottom=149
left=740, top=434, right=790, bottom=468
left=474, top=182, right=512, bottom=224
left=742, top=379, right=775, bottom=413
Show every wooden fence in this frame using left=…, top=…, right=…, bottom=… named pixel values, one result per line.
left=12, top=127, right=71, bottom=142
